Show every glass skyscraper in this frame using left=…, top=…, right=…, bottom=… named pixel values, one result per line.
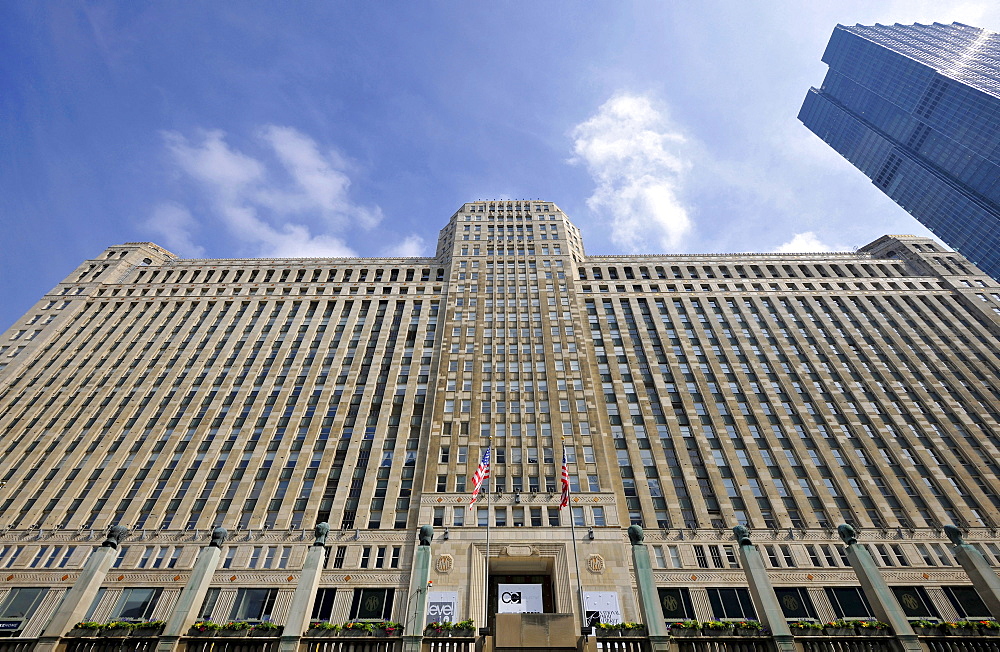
left=799, top=22, right=1000, bottom=280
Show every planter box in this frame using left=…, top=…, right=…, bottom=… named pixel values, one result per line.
left=703, top=628, right=734, bottom=637
left=343, top=629, right=372, bottom=637
left=450, top=629, right=474, bottom=638
left=219, top=629, right=251, bottom=637
left=913, top=627, right=937, bottom=637
left=188, top=628, right=218, bottom=637
left=791, top=629, right=823, bottom=636
left=669, top=629, right=700, bottom=637
left=597, top=630, right=621, bottom=637
left=104, top=628, right=132, bottom=637
left=856, top=628, right=891, bottom=636
left=68, top=629, right=101, bottom=637
left=734, top=628, right=764, bottom=636
left=132, top=628, right=163, bottom=638
left=942, top=627, right=976, bottom=636
left=306, top=628, right=338, bottom=637
left=824, top=627, right=855, bottom=636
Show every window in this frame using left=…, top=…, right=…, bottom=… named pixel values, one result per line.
left=942, top=586, right=990, bottom=619
left=350, top=588, right=394, bottom=620
left=311, top=588, right=337, bottom=622
left=88, top=587, right=162, bottom=621
left=774, top=587, right=816, bottom=619
left=825, top=587, right=874, bottom=618
left=707, top=588, right=757, bottom=619
left=891, top=587, right=936, bottom=618
left=657, top=587, right=696, bottom=620
left=0, top=587, right=47, bottom=621
left=229, top=588, right=278, bottom=621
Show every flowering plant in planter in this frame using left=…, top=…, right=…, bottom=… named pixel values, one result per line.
left=854, top=620, right=890, bottom=632
left=343, top=621, right=374, bottom=634
left=221, top=621, right=253, bottom=631
left=788, top=621, right=823, bottom=630
left=975, top=620, right=1000, bottom=630
left=424, top=621, right=452, bottom=636
left=308, top=622, right=341, bottom=631
left=596, top=622, right=621, bottom=632
left=669, top=620, right=701, bottom=629
left=373, top=621, right=402, bottom=636
left=191, top=621, right=222, bottom=633
left=621, top=622, right=645, bottom=630
left=451, top=619, right=475, bottom=635
left=701, top=621, right=733, bottom=630
left=73, top=622, right=104, bottom=631
left=252, top=621, right=281, bottom=632
left=732, top=620, right=764, bottom=631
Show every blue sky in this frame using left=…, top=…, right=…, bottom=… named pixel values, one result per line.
left=2, top=1, right=999, bottom=329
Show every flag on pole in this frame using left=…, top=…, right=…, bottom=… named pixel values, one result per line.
left=559, top=450, right=570, bottom=509
left=469, top=447, right=491, bottom=507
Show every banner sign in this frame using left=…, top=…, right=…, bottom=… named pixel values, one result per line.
left=497, top=583, right=543, bottom=613
left=584, top=591, right=621, bottom=627
left=427, top=591, right=458, bottom=624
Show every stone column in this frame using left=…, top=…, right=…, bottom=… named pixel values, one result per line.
left=626, top=526, right=669, bottom=652
left=279, top=541, right=327, bottom=652
left=732, top=527, right=794, bottom=652
left=403, top=525, right=434, bottom=652
left=837, top=524, right=920, bottom=652
left=156, top=527, right=227, bottom=652
left=36, top=526, right=128, bottom=652
left=945, top=524, right=1000, bottom=618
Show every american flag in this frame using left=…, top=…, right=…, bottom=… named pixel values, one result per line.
left=559, top=450, right=570, bottom=509
left=469, top=447, right=491, bottom=507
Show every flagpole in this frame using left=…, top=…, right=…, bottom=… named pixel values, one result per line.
left=562, top=441, right=589, bottom=636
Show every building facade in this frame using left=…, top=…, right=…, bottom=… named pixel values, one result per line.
left=799, top=22, right=1000, bottom=281
left=0, top=201, right=999, bottom=639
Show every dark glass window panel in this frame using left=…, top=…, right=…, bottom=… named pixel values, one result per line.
left=350, top=588, right=394, bottom=620
left=311, top=588, right=337, bottom=621
left=707, top=587, right=757, bottom=619
left=229, top=588, right=278, bottom=621
left=657, top=588, right=695, bottom=621
left=825, top=587, right=874, bottom=618
left=0, top=588, right=47, bottom=619
left=199, top=588, right=221, bottom=619
left=116, top=588, right=161, bottom=620
left=943, top=586, right=989, bottom=619
left=775, top=587, right=816, bottom=619
left=891, top=587, right=936, bottom=618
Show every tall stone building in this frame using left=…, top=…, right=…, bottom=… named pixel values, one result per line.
left=0, top=201, right=999, bottom=639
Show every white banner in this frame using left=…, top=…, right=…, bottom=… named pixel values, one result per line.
left=497, top=584, right=543, bottom=613
left=584, top=591, right=622, bottom=626
left=426, top=591, right=458, bottom=624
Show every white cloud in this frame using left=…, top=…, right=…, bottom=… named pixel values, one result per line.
left=382, top=234, right=427, bottom=257
left=773, top=231, right=834, bottom=253
left=145, top=203, right=206, bottom=257
left=571, top=93, right=693, bottom=251
left=153, top=126, right=382, bottom=257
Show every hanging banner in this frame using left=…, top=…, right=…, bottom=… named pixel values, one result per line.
left=584, top=591, right=621, bottom=626
left=497, top=584, right=543, bottom=613
left=426, top=591, right=459, bottom=624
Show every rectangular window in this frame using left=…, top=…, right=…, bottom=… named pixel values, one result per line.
left=707, top=587, right=757, bottom=619
left=0, top=587, right=47, bottom=619
left=825, top=587, right=874, bottom=618
left=229, top=588, right=278, bottom=621
left=311, top=588, right=337, bottom=622
left=657, top=587, right=696, bottom=620
left=332, top=546, right=347, bottom=569
left=350, top=588, right=394, bottom=620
